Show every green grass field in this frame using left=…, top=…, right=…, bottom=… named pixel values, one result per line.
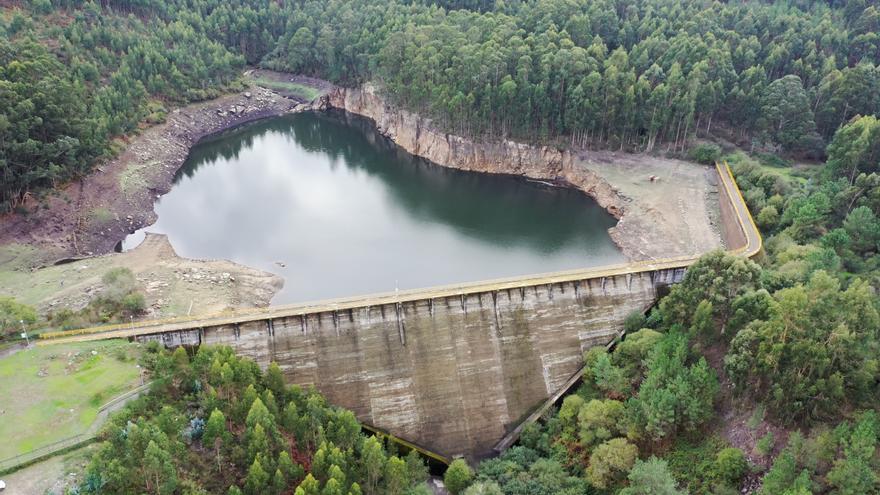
left=0, top=340, right=141, bottom=459
left=252, top=77, right=321, bottom=101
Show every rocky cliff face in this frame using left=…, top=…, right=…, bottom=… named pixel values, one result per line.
left=326, top=84, right=627, bottom=220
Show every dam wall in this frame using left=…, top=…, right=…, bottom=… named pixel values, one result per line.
left=717, top=166, right=749, bottom=253
left=135, top=267, right=681, bottom=459
left=42, top=161, right=759, bottom=460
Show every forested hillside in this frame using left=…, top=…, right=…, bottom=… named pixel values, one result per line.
left=267, top=0, right=880, bottom=151
left=3, top=0, right=880, bottom=210
left=5, top=2, right=880, bottom=490
left=75, top=344, right=431, bottom=494
left=456, top=118, right=880, bottom=493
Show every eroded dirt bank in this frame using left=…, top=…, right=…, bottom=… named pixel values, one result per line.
left=325, top=84, right=724, bottom=260
left=0, top=85, right=312, bottom=317
left=0, top=74, right=722, bottom=322
left=0, top=233, right=282, bottom=318
left=0, top=86, right=309, bottom=264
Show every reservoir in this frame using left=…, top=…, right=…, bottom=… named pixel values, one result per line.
left=124, top=111, right=624, bottom=304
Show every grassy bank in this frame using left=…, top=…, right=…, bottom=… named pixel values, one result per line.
left=251, top=76, right=321, bottom=101
left=0, top=340, right=142, bottom=459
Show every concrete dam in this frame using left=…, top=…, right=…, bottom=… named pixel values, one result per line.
left=41, top=163, right=761, bottom=460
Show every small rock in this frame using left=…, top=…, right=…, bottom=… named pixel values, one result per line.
left=244, top=91, right=252, bottom=98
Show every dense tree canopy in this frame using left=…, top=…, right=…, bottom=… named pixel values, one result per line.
left=4, top=0, right=880, bottom=209
left=265, top=0, right=880, bottom=154
left=79, top=345, right=429, bottom=494
left=469, top=242, right=880, bottom=494
left=6, top=0, right=880, bottom=492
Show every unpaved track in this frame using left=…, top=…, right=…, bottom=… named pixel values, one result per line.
left=0, top=445, right=96, bottom=495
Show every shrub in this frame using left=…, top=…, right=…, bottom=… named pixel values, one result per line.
left=444, top=459, right=474, bottom=495
left=620, top=457, right=685, bottom=495
left=122, top=293, right=146, bottom=314
left=0, top=297, right=37, bottom=338
left=624, top=310, right=647, bottom=333
left=586, top=438, right=639, bottom=489
left=688, top=143, right=722, bottom=165
left=756, top=432, right=775, bottom=457
left=757, top=205, right=779, bottom=230
left=714, top=448, right=748, bottom=486
left=755, top=152, right=791, bottom=169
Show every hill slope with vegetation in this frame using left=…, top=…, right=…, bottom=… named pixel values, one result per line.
left=458, top=135, right=880, bottom=493
left=73, top=344, right=431, bottom=494
left=3, top=0, right=880, bottom=210
left=4, top=0, right=880, bottom=492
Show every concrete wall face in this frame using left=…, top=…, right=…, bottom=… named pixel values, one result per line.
left=198, top=269, right=681, bottom=459
left=718, top=172, right=748, bottom=251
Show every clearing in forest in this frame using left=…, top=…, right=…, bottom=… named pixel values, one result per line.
left=0, top=340, right=141, bottom=460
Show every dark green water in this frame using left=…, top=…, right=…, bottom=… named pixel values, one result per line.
left=124, top=111, right=623, bottom=304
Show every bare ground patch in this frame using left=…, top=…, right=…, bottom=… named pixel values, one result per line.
left=0, top=85, right=309, bottom=266
left=0, top=234, right=282, bottom=319
left=575, top=150, right=725, bottom=260
left=1, top=444, right=98, bottom=495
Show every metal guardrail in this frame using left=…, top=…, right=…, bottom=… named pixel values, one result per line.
left=38, top=162, right=761, bottom=345
left=0, top=382, right=152, bottom=474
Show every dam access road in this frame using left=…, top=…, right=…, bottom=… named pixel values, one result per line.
left=38, top=163, right=761, bottom=461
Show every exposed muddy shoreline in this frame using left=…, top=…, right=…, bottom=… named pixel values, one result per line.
left=0, top=74, right=722, bottom=317
left=0, top=86, right=313, bottom=264
left=323, top=83, right=723, bottom=260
